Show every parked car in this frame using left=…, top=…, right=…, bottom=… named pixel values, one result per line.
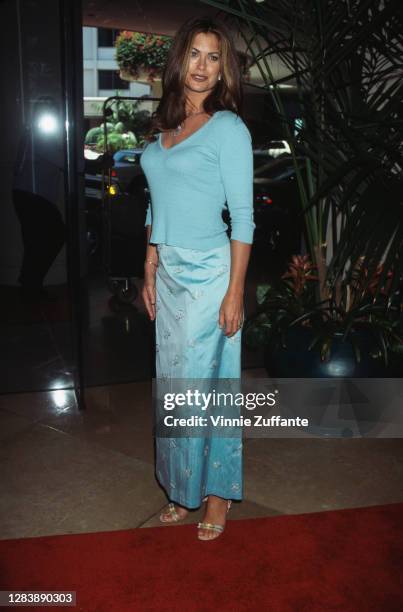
left=84, top=148, right=148, bottom=273
left=252, top=154, right=306, bottom=259
left=84, top=152, right=120, bottom=262
left=84, top=148, right=144, bottom=201
left=85, top=172, right=121, bottom=202
left=255, top=140, right=292, bottom=158
left=221, top=154, right=305, bottom=267
left=110, top=148, right=144, bottom=192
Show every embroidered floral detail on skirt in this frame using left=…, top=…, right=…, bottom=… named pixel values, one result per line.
left=154, top=242, right=243, bottom=508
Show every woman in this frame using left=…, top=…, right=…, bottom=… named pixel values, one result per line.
left=140, top=16, right=255, bottom=541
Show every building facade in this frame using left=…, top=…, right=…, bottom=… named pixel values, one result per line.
left=82, top=26, right=151, bottom=124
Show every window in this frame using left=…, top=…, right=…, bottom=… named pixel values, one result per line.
left=98, top=70, right=130, bottom=90
left=120, top=154, right=138, bottom=164
left=98, top=28, right=120, bottom=47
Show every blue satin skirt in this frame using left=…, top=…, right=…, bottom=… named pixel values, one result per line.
left=154, top=242, right=243, bottom=508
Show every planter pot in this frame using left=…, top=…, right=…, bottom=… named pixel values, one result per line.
left=119, top=67, right=160, bottom=84
left=264, top=325, right=391, bottom=378
left=263, top=325, right=398, bottom=437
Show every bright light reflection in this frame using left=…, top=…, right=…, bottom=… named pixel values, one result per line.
left=37, top=113, right=58, bottom=133
left=52, top=389, right=68, bottom=408
left=327, top=360, right=349, bottom=376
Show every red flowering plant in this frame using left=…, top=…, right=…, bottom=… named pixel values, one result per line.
left=244, top=255, right=402, bottom=366
left=115, top=31, right=172, bottom=82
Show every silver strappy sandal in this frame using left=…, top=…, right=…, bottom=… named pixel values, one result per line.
left=197, top=499, right=232, bottom=541
left=160, top=497, right=209, bottom=524
left=159, top=502, right=185, bottom=523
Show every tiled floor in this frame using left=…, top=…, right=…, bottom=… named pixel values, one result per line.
left=1, top=258, right=402, bottom=540
left=1, top=379, right=403, bottom=540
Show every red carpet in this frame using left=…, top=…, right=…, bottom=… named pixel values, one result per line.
left=1, top=503, right=402, bottom=611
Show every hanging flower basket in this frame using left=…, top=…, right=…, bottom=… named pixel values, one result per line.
left=119, top=66, right=159, bottom=84
left=115, top=31, right=172, bottom=83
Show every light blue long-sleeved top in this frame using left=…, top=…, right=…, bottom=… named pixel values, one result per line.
left=140, top=110, right=255, bottom=250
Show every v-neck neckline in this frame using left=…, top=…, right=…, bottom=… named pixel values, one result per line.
left=158, top=111, right=220, bottom=151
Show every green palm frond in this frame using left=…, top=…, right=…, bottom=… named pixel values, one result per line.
left=203, top=0, right=403, bottom=286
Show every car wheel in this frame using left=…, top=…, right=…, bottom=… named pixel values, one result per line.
left=118, top=282, right=138, bottom=304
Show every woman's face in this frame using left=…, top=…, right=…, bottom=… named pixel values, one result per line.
left=184, top=31, right=221, bottom=96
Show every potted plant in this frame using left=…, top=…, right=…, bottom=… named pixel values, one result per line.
left=85, top=98, right=154, bottom=153
left=115, top=31, right=172, bottom=83
left=205, top=0, right=403, bottom=375
left=244, top=255, right=402, bottom=377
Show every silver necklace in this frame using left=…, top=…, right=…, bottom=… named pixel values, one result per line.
left=172, top=110, right=206, bottom=136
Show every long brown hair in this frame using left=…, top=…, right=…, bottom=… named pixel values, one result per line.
left=145, top=16, right=245, bottom=141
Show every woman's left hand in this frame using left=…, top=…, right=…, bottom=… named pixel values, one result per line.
left=219, top=290, right=244, bottom=337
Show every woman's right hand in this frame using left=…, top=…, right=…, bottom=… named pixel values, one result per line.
left=142, top=261, right=157, bottom=321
